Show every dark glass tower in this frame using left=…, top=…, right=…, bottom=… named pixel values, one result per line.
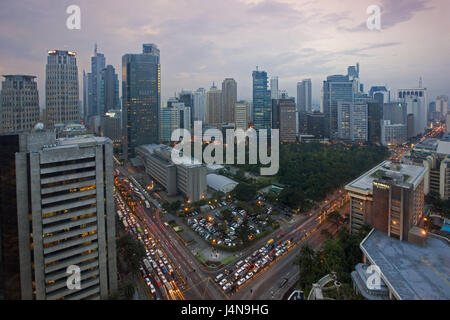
left=252, top=68, right=271, bottom=131
left=122, top=44, right=160, bottom=159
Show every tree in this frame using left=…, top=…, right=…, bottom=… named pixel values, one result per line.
left=118, top=234, right=146, bottom=273
left=298, top=244, right=317, bottom=290
left=221, top=209, right=233, bottom=221
left=232, top=183, right=257, bottom=202
left=236, top=218, right=251, bottom=243
left=123, top=281, right=135, bottom=300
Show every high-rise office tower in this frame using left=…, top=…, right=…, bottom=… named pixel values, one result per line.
left=179, top=90, right=194, bottom=128
left=10, top=131, right=117, bottom=299
left=0, top=134, right=22, bottom=299
left=101, top=109, right=122, bottom=152
left=278, top=99, right=297, bottom=142
left=100, top=65, right=120, bottom=114
left=350, top=103, right=368, bottom=141
left=338, top=102, right=368, bottom=141
left=297, top=79, right=312, bottom=112
left=205, top=83, right=222, bottom=126
left=436, top=95, right=449, bottom=119
left=235, top=101, right=248, bottom=131
left=222, top=78, right=237, bottom=124
left=160, top=102, right=191, bottom=142
left=83, top=70, right=87, bottom=120
left=193, top=88, right=206, bottom=123
left=87, top=45, right=106, bottom=122
left=383, top=102, right=407, bottom=125
left=367, top=101, right=383, bottom=143
left=122, top=44, right=161, bottom=159
left=306, top=112, right=326, bottom=138
left=160, top=106, right=180, bottom=143
left=252, top=68, right=271, bottom=131
left=369, top=86, right=390, bottom=104
left=297, top=82, right=303, bottom=111
left=270, top=76, right=279, bottom=100
left=45, top=50, right=80, bottom=129
left=1, top=75, right=40, bottom=134
left=322, top=75, right=354, bottom=138
left=397, top=88, right=428, bottom=137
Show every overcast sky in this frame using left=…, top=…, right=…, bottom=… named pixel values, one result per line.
left=1, top=0, right=449, bottom=107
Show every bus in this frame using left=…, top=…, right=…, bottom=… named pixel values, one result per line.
left=117, top=210, right=123, bottom=219
left=122, top=220, right=128, bottom=228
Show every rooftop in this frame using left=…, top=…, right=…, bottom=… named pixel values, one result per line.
left=137, top=144, right=203, bottom=168
left=345, top=160, right=427, bottom=194
left=361, top=229, right=450, bottom=300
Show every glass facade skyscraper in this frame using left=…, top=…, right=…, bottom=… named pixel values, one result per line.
left=322, top=75, right=354, bottom=138
left=122, top=44, right=161, bottom=159
left=252, top=69, right=271, bottom=131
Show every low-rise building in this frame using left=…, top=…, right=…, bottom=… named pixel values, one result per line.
left=136, top=144, right=207, bottom=202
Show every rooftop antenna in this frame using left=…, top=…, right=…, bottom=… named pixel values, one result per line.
left=419, top=76, right=423, bottom=88
left=256, top=65, right=259, bottom=71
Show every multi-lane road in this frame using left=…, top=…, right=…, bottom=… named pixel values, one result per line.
left=114, top=161, right=348, bottom=300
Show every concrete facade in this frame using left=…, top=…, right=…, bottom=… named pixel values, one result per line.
left=15, top=132, right=117, bottom=300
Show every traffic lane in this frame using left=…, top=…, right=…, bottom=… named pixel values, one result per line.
left=233, top=221, right=337, bottom=300
left=141, top=207, right=225, bottom=300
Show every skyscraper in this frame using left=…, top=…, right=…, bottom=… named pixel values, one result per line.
left=100, top=65, right=120, bottom=114
left=13, top=131, right=117, bottom=299
left=122, top=43, right=161, bottom=159
left=436, top=95, right=449, bottom=119
left=205, top=83, right=222, bottom=126
left=252, top=68, right=271, bottom=131
left=222, top=78, right=237, bottom=124
left=322, top=75, right=354, bottom=138
left=235, top=101, right=248, bottom=131
left=45, top=50, right=80, bottom=128
left=397, top=88, right=428, bottom=137
left=338, top=102, right=368, bottom=141
left=297, top=79, right=312, bottom=112
left=179, top=90, right=194, bottom=128
left=87, top=45, right=106, bottom=123
left=1, top=75, right=40, bottom=134
left=193, top=88, right=206, bottom=122
left=278, top=99, right=297, bottom=142
left=270, top=76, right=279, bottom=100
left=83, top=70, right=87, bottom=120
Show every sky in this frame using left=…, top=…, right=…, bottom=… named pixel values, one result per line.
left=0, top=0, right=449, bottom=108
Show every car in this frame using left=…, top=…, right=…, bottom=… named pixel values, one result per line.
left=237, top=278, right=246, bottom=286
left=149, top=283, right=156, bottom=294
left=246, top=272, right=254, bottom=280
left=215, top=273, right=224, bottom=282
left=219, top=278, right=227, bottom=286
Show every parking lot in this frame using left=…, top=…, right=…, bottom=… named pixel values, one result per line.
left=185, top=198, right=274, bottom=248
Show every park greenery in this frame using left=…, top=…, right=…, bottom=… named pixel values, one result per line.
left=236, top=142, right=389, bottom=210
left=297, top=225, right=371, bottom=299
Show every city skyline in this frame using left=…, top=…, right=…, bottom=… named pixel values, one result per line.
left=0, top=0, right=449, bottom=108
